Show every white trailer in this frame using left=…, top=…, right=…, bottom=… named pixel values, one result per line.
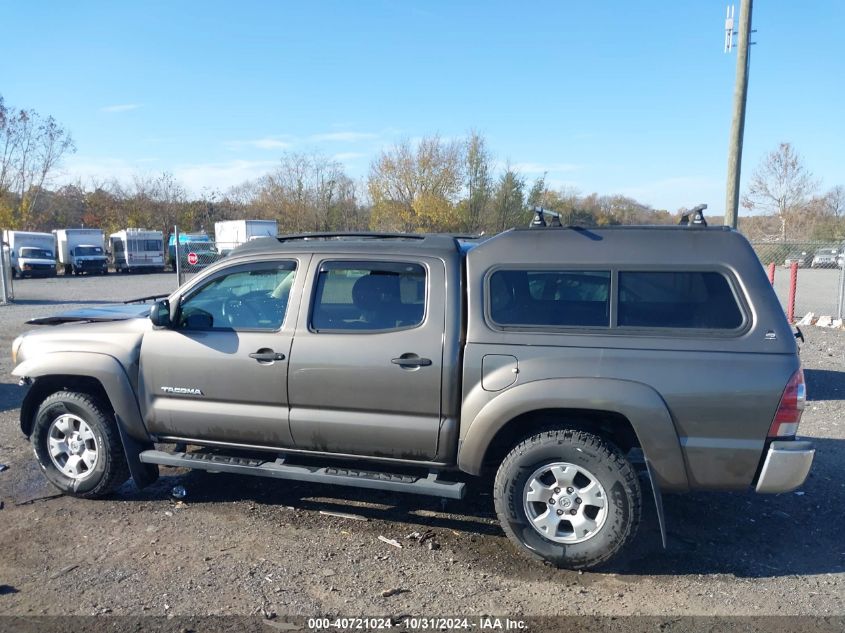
left=109, top=228, right=165, bottom=273
left=53, top=228, right=108, bottom=275
left=1, top=230, right=57, bottom=278
left=215, top=220, right=277, bottom=255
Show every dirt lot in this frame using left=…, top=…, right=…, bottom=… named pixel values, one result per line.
left=0, top=274, right=844, bottom=623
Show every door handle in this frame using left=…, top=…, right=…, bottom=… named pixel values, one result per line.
left=391, top=355, right=432, bottom=367
left=249, top=350, right=286, bottom=362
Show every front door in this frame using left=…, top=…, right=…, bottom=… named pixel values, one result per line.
left=288, top=257, right=445, bottom=460
left=139, top=258, right=303, bottom=447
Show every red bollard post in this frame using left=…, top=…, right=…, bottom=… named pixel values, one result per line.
left=767, top=262, right=776, bottom=285
left=786, top=261, right=798, bottom=323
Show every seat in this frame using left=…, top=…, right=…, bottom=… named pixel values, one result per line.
left=351, top=273, right=403, bottom=329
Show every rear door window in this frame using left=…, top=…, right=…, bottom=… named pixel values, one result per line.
left=489, top=270, right=611, bottom=327
left=311, top=261, right=426, bottom=332
left=617, top=271, right=744, bottom=329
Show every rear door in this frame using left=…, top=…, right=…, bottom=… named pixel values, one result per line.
left=287, top=256, right=445, bottom=460
left=139, top=256, right=305, bottom=447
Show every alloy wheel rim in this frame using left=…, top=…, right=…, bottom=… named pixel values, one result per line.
left=47, top=413, right=99, bottom=480
left=523, top=461, right=608, bottom=544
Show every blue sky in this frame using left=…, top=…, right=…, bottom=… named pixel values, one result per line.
left=1, top=1, right=842, bottom=212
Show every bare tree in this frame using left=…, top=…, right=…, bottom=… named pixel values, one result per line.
left=0, top=94, right=76, bottom=228
left=225, top=152, right=363, bottom=233
left=742, top=143, right=819, bottom=239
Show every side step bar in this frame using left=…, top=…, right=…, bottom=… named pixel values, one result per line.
left=138, top=450, right=465, bottom=499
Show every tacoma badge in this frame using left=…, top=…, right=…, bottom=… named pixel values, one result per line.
left=160, top=386, right=204, bottom=396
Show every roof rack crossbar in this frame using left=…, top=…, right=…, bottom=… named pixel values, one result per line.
left=529, top=206, right=563, bottom=229
left=678, top=204, right=708, bottom=227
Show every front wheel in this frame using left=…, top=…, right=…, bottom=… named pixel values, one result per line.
left=494, top=428, right=641, bottom=570
left=31, top=391, right=130, bottom=498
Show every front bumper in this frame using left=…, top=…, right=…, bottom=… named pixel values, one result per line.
left=76, top=260, right=108, bottom=272
left=755, top=440, right=814, bottom=493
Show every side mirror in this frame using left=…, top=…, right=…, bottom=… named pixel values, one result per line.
left=150, top=300, right=172, bottom=328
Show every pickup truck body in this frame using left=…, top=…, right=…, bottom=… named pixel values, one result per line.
left=11, top=226, right=814, bottom=568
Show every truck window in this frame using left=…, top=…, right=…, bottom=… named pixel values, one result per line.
left=488, top=270, right=610, bottom=327
left=311, top=261, right=425, bottom=332
left=179, top=261, right=296, bottom=331
left=617, top=271, right=744, bottom=329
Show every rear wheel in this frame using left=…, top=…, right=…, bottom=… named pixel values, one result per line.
left=494, top=428, right=641, bottom=570
left=31, top=391, right=129, bottom=498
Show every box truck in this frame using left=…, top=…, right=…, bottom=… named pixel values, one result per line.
left=1, top=230, right=57, bottom=278
left=214, top=220, right=277, bottom=255
left=109, top=229, right=165, bottom=273
left=53, top=228, right=108, bottom=275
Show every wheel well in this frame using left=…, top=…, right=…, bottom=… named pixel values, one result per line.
left=20, top=375, right=114, bottom=437
left=481, top=408, right=641, bottom=470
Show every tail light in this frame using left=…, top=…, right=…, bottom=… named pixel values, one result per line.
left=769, top=368, right=806, bottom=438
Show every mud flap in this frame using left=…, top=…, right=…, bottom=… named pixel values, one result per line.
left=115, top=414, right=159, bottom=488
left=645, top=458, right=668, bottom=548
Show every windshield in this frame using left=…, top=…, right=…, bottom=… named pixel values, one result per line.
left=816, top=249, right=837, bottom=256
left=188, top=242, right=216, bottom=252
left=75, top=246, right=104, bottom=256
left=20, top=247, right=53, bottom=259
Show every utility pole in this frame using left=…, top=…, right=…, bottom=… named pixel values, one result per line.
left=724, top=0, right=753, bottom=229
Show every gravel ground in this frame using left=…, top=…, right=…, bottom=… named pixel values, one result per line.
left=0, top=274, right=843, bottom=622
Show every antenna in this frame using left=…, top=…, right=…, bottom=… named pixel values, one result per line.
left=724, top=5, right=735, bottom=53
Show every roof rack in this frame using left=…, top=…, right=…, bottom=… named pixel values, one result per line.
left=275, top=232, right=426, bottom=242
left=529, top=206, right=563, bottom=228
left=678, top=204, right=708, bottom=227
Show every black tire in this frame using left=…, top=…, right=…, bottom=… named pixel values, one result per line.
left=31, top=391, right=130, bottom=498
left=493, top=428, right=641, bottom=570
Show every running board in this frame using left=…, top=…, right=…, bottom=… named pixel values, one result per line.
left=138, top=450, right=465, bottom=499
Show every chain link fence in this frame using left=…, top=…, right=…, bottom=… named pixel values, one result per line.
left=169, top=229, right=224, bottom=287
left=750, top=241, right=845, bottom=320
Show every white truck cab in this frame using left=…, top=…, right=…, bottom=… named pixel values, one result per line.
left=1, top=231, right=57, bottom=278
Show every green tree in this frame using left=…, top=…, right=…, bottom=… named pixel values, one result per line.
left=463, top=130, right=493, bottom=232
left=490, top=168, right=525, bottom=232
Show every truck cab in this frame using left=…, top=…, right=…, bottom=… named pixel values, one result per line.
left=2, top=231, right=57, bottom=278
left=53, top=229, right=108, bottom=275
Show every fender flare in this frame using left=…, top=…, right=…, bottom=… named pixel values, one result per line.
left=14, top=351, right=150, bottom=442
left=457, top=377, right=689, bottom=492
left=13, top=352, right=158, bottom=487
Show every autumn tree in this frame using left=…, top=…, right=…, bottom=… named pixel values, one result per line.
left=368, top=135, right=464, bottom=232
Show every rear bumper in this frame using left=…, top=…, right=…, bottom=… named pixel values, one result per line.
left=755, top=440, right=814, bottom=493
